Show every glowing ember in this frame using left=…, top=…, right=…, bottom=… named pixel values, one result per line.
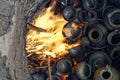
left=26, top=1, right=81, bottom=58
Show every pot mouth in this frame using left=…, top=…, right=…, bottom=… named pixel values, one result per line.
left=88, top=28, right=103, bottom=42
left=76, top=62, right=92, bottom=79
left=87, top=10, right=97, bottom=21
left=100, top=70, right=112, bottom=80
left=84, top=64, right=92, bottom=78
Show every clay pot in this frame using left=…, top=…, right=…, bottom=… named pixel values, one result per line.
left=78, top=10, right=97, bottom=22
left=94, top=66, right=120, bottom=80
left=85, top=22, right=108, bottom=49
left=104, top=9, right=120, bottom=30
left=56, top=58, right=73, bottom=74
left=62, top=22, right=82, bottom=43
left=74, top=62, right=92, bottom=80
left=63, top=6, right=77, bottom=21
left=88, top=51, right=111, bottom=71
left=69, top=46, right=84, bottom=58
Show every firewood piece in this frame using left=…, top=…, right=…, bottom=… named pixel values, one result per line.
left=27, top=23, right=48, bottom=32
left=48, top=56, right=52, bottom=80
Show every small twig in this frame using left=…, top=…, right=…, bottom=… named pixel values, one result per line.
left=48, top=56, right=52, bottom=80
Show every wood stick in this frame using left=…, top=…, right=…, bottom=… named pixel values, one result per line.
left=48, top=56, right=52, bottom=80
left=27, top=23, right=47, bottom=32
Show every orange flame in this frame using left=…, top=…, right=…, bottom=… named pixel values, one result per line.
left=26, top=1, right=80, bottom=58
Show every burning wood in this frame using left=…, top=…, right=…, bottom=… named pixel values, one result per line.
left=26, top=0, right=81, bottom=58
left=25, top=0, right=120, bottom=80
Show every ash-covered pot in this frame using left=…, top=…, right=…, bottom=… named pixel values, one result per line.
left=94, top=66, right=120, bottom=80
left=56, top=58, right=73, bottom=74
left=107, top=29, right=120, bottom=46
left=104, top=9, right=120, bottom=30
left=73, top=62, right=92, bottom=80
left=87, top=51, right=111, bottom=71
left=62, top=22, right=82, bottom=43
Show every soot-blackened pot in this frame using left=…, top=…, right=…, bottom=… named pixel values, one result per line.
left=56, top=58, right=73, bottom=74
left=87, top=51, right=111, bottom=71
left=73, top=62, right=92, bottom=80
left=104, top=9, right=120, bottom=30
left=85, top=22, right=108, bottom=49
left=63, top=6, right=77, bottom=21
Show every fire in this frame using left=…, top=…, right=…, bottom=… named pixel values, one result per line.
left=26, top=1, right=81, bottom=58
